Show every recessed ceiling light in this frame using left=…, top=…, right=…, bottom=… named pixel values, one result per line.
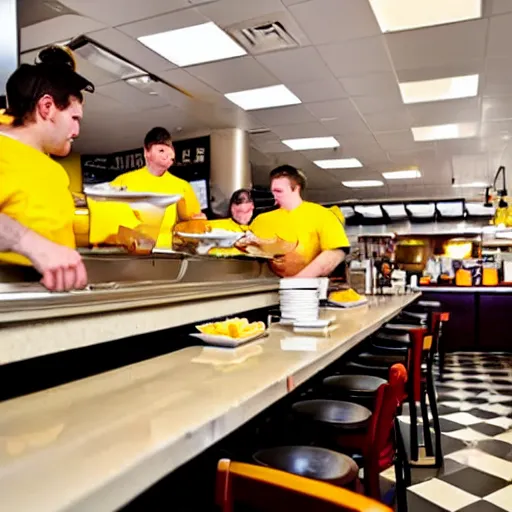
left=399, top=75, right=479, bottom=104
left=282, top=137, right=340, bottom=151
left=411, top=122, right=478, bottom=141
left=314, top=158, right=363, bottom=169
left=368, top=0, right=482, bottom=33
left=225, top=85, right=301, bottom=111
left=342, top=180, right=384, bottom=188
left=383, top=170, right=422, bottom=180
left=452, top=181, right=488, bottom=188
left=138, top=22, right=246, bottom=67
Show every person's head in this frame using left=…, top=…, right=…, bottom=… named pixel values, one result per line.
left=143, top=127, right=175, bottom=176
left=5, top=45, right=94, bottom=156
left=229, top=189, right=254, bottom=225
left=269, top=165, right=306, bottom=209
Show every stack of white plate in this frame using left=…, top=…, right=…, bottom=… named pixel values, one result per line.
left=279, top=278, right=320, bottom=322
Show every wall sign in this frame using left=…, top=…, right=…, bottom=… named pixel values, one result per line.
left=81, top=148, right=145, bottom=185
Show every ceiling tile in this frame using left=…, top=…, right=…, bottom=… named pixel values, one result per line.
left=86, top=28, right=177, bottom=74
left=96, top=81, right=171, bottom=111
left=395, top=60, right=483, bottom=84
left=288, top=78, right=347, bottom=103
left=271, top=122, right=330, bottom=138
left=436, top=139, right=486, bottom=155
left=253, top=105, right=317, bottom=126
left=198, top=0, right=285, bottom=27
left=363, top=109, right=413, bottom=132
left=282, top=0, right=309, bottom=5
left=481, top=120, right=512, bottom=137
left=484, top=58, right=512, bottom=96
left=483, top=96, right=512, bottom=121
left=186, top=56, right=278, bottom=93
left=256, top=47, right=333, bottom=83
left=59, top=0, right=189, bottom=26
left=386, top=19, right=488, bottom=71
left=339, top=72, right=400, bottom=97
left=352, top=94, right=403, bottom=115
left=20, top=15, right=106, bottom=52
left=304, top=98, right=362, bottom=120
left=374, top=130, right=419, bottom=151
left=408, top=98, right=481, bottom=126
left=317, top=36, right=393, bottom=78
left=157, top=68, right=229, bottom=104
left=321, top=116, right=372, bottom=136
left=288, top=0, right=380, bottom=45
left=492, top=0, right=512, bottom=15
left=118, top=8, right=208, bottom=39
left=488, top=12, right=512, bottom=57
left=387, top=147, right=437, bottom=165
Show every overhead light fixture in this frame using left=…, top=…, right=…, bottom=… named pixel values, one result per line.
left=407, top=203, right=435, bottom=218
left=138, top=22, right=246, bottom=67
left=411, top=122, right=478, bottom=141
left=383, top=170, right=422, bottom=180
left=368, top=0, right=482, bottom=33
left=282, top=137, right=339, bottom=151
left=314, top=158, right=363, bottom=169
left=342, top=180, right=384, bottom=188
left=437, top=201, right=464, bottom=217
left=354, top=205, right=383, bottom=218
left=452, top=181, right=488, bottom=188
left=225, top=84, right=301, bottom=111
left=399, top=74, right=479, bottom=104
left=125, top=75, right=160, bottom=95
left=68, top=35, right=146, bottom=79
left=382, top=204, right=407, bottom=218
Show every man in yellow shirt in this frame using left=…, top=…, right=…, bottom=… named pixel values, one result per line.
left=111, top=127, right=205, bottom=248
left=250, top=165, right=350, bottom=277
left=0, top=45, right=94, bottom=291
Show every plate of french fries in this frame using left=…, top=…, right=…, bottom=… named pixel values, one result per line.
left=327, top=289, right=368, bottom=308
left=191, top=317, right=267, bottom=347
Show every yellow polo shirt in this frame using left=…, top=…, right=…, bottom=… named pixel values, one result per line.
left=111, top=167, right=202, bottom=248
left=250, top=201, right=349, bottom=269
left=0, top=133, right=76, bottom=265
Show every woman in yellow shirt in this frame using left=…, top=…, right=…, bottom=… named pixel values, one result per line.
left=209, top=189, right=255, bottom=232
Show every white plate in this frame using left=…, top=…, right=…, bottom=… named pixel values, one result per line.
left=293, top=318, right=332, bottom=328
left=280, top=278, right=320, bottom=290
left=327, top=298, right=368, bottom=308
left=84, top=184, right=182, bottom=207
left=190, top=331, right=267, bottom=348
left=177, top=231, right=244, bottom=242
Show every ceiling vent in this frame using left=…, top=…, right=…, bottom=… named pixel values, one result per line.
left=227, top=13, right=304, bottom=54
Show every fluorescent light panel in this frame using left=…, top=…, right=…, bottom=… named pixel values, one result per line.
left=383, top=170, right=421, bottom=180
left=411, top=122, right=478, bottom=141
left=369, top=0, right=482, bottom=33
left=314, top=158, right=362, bottom=169
left=138, top=22, right=246, bottom=67
left=225, top=85, right=300, bottom=111
left=282, top=137, right=339, bottom=151
left=399, top=74, right=479, bottom=104
left=342, top=180, right=384, bottom=188
left=354, top=205, right=383, bottom=218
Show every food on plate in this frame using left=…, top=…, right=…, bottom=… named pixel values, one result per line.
left=196, top=317, right=266, bottom=338
left=174, top=219, right=212, bottom=235
left=329, top=288, right=364, bottom=303
left=116, top=225, right=156, bottom=255
left=235, top=234, right=298, bottom=259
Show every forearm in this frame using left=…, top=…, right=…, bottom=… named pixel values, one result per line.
left=295, top=249, right=345, bottom=278
left=0, top=213, right=29, bottom=253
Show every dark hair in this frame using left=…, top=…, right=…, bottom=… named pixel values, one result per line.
left=229, top=188, right=253, bottom=207
left=144, top=127, right=173, bottom=149
left=269, top=165, right=307, bottom=192
left=5, top=46, right=93, bottom=127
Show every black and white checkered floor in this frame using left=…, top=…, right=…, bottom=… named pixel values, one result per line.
left=398, top=352, right=512, bottom=512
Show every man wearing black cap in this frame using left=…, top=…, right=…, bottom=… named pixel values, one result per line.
left=0, top=45, right=94, bottom=291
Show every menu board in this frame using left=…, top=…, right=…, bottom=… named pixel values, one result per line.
left=81, top=149, right=145, bottom=185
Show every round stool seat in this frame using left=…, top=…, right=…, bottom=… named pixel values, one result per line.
left=253, top=445, right=359, bottom=487
left=323, top=374, right=386, bottom=395
left=357, top=352, right=405, bottom=365
left=292, top=399, right=371, bottom=429
left=345, top=361, right=389, bottom=379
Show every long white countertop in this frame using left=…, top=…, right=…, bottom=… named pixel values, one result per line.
left=0, top=293, right=418, bottom=512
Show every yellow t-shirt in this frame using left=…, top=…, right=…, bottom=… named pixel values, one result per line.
left=0, top=133, right=76, bottom=265
left=208, top=218, right=249, bottom=232
left=250, top=201, right=350, bottom=268
left=111, top=167, right=202, bottom=248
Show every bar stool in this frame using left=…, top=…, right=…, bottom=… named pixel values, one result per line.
left=253, top=446, right=359, bottom=489
left=322, top=374, right=386, bottom=409
left=216, top=459, right=393, bottom=512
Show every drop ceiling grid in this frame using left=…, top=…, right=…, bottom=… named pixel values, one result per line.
left=18, top=0, right=512, bottom=200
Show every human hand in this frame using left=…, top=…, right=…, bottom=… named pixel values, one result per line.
left=14, top=231, right=88, bottom=292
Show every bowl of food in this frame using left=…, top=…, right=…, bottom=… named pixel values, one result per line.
left=191, top=317, right=267, bottom=347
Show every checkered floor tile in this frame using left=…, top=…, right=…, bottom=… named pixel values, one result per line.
left=405, top=352, right=512, bottom=512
